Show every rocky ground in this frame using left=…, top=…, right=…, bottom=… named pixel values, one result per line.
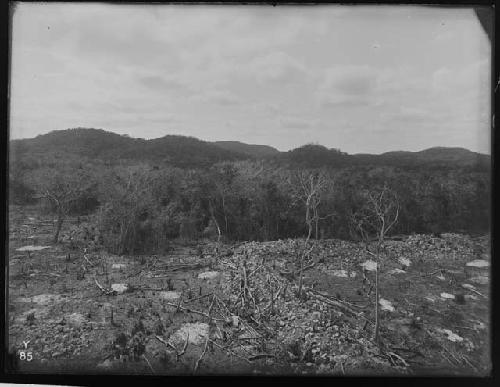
left=7, top=205, right=491, bottom=375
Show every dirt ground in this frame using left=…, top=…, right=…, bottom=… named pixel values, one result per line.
left=6, top=205, right=491, bottom=375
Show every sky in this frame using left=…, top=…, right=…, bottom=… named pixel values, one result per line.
left=9, top=3, right=491, bottom=154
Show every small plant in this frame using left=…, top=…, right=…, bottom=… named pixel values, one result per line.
left=196, top=245, right=203, bottom=258
left=131, top=319, right=146, bottom=336
left=167, top=278, right=174, bottom=291
left=154, top=319, right=164, bottom=335
left=26, top=312, right=35, bottom=326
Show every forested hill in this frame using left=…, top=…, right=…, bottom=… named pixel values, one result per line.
left=277, top=144, right=490, bottom=170
left=10, top=128, right=490, bottom=170
left=10, top=128, right=246, bottom=168
left=213, top=141, right=279, bottom=158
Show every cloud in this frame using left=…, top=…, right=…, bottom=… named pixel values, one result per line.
left=279, top=116, right=316, bottom=129
left=249, top=51, right=307, bottom=84
left=319, top=94, right=374, bottom=108
left=316, top=65, right=380, bottom=108
left=138, top=75, right=191, bottom=93
left=432, top=60, right=490, bottom=94
left=380, top=106, right=430, bottom=123
left=190, top=90, right=241, bottom=105
left=322, top=65, right=378, bottom=95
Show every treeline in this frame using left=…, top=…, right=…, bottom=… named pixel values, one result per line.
left=11, top=128, right=491, bottom=171
left=9, top=155, right=490, bottom=255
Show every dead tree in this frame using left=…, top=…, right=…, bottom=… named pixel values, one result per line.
left=350, top=183, right=399, bottom=344
left=208, top=200, right=222, bottom=263
left=28, top=167, right=94, bottom=243
left=291, top=170, right=329, bottom=297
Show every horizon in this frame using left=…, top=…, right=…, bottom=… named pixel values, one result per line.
left=10, top=127, right=489, bottom=156
left=10, top=4, right=491, bottom=154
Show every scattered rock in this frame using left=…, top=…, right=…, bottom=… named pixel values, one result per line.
left=159, top=291, right=181, bottom=301
left=469, top=276, right=488, bottom=285
left=198, top=271, right=220, bottom=280
left=379, top=298, right=395, bottom=312
left=15, top=297, right=32, bottom=303
left=466, top=260, right=489, bottom=268
left=111, top=284, right=128, bottom=294
left=67, top=312, right=86, bottom=328
left=465, top=260, right=489, bottom=282
left=440, top=292, right=455, bottom=300
left=32, top=294, right=63, bottom=305
left=360, top=260, right=377, bottom=272
left=438, top=328, right=464, bottom=342
left=169, top=322, right=209, bottom=346
left=16, top=245, right=51, bottom=252
left=331, top=270, right=348, bottom=278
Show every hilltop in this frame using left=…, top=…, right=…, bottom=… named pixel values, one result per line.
left=10, top=128, right=490, bottom=170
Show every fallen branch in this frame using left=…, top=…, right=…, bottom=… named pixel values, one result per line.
left=310, top=288, right=368, bottom=310
left=424, top=328, right=461, bottom=366
left=386, top=351, right=410, bottom=368
left=142, top=354, right=155, bottom=374
left=207, top=295, right=216, bottom=322
left=155, top=335, right=177, bottom=352
left=460, top=353, right=479, bottom=372
left=184, top=292, right=213, bottom=304
left=302, top=262, right=316, bottom=272
left=248, top=353, right=275, bottom=361
left=176, top=334, right=189, bottom=361
left=307, top=289, right=367, bottom=319
left=162, top=302, right=226, bottom=322
left=193, top=336, right=210, bottom=373
left=388, top=346, right=424, bottom=358
left=83, top=254, right=95, bottom=267
left=93, top=276, right=114, bottom=295
left=463, top=287, right=487, bottom=299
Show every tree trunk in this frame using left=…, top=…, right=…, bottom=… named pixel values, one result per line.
left=298, top=220, right=313, bottom=297
left=373, top=245, right=380, bottom=344
left=53, top=209, right=64, bottom=243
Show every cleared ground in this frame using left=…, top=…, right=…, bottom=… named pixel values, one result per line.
left=7, top=205, right=491, bottom=375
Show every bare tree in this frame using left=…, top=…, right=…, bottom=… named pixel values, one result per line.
left=97, top=165, right=156, bottom=254
left=208, top=199, right=222, bottom=262
left=291, top=169, right=329, bottom=297
left=350, top=183, right=399, bottom=343
left=27, top=167, right=95, bottom=243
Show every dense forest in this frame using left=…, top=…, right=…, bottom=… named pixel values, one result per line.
left=9, top=128, right=491, bottom=255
